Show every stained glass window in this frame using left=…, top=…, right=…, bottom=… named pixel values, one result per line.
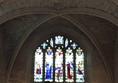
left=34, top=35, right=85, bottom=83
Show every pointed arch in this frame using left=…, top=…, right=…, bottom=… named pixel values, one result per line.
left=34, top=35, right=84, bottom=82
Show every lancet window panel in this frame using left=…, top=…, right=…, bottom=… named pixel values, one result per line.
left=34, top=35, right=84, bottom=83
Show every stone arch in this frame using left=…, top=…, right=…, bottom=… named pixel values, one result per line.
left=0, top=7, right=118, bottom=26
left=3, top=8, right=117, bottom=83
left=6, top=16, right=112, bottom=83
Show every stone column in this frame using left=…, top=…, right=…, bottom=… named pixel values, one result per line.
left=115, top=29, right=118, bottom=83
left=0, top=27, right=6, bottom=83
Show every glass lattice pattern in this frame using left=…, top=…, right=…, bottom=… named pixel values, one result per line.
left=34, top=35, right=84, bottom=83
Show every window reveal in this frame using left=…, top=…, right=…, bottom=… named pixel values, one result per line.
left=34, top=35, right=84, bottom=83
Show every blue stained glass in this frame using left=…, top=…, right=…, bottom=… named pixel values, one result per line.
left=45, top=47, right=53, bottom=81
left=34, top=35, right=85, bottom=83
left=45, top=63, right=52, bottom=79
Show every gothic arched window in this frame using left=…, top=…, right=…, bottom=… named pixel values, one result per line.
left=34, top=35, right=84, bottom=83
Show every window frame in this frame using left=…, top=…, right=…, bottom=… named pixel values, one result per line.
left=34, top=35, right=85, bottom=83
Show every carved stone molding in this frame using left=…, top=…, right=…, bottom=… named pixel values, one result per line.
left=52, top=0, right=79, bottom=10
left=0, top=0, right=117, bottom=16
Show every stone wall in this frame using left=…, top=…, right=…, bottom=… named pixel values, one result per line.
left=115, top=29, right=118, bottom=83
left=7, top=16, right=110, bottom=83
left=0, top=27, right=6, bottom=83
left=0, top=1, right=117, bottom=82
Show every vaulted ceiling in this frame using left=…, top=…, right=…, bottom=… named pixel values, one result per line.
left=0, top=0, right=118, bottom=83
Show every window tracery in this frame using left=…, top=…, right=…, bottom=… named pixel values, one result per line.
left=34, top=35, right=84, bottom=83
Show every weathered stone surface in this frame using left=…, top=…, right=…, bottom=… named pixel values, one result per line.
left=0, top=0, right=117, bottom=17
left=69, top=14, right=117, bottom=75
left=1, top=14, right=49, bottom=66
left=0, top=0, right=118, bottom=83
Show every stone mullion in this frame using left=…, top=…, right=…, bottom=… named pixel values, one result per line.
left=43, top=49, right=45, bottom=82
left=63, top=50, right=65, bottom=83
left=0, top=28, right=5, bottom=83
left=63, top=38, right=66, bottom=83
left=53, top=37, right=55, bottom=83
left=73, top=49, right=76, bottom=83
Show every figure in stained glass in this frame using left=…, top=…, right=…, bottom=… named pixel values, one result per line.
left=45, top=47, right=53, bottom=80
left=34, top=48, right=43, bottom=82
left=34, top=35, right=85, bottom=83
left=55, top=47, right=63, bottom=82
left=65, top=48, right=74, bottom=82
left=45, top=63, right=52, bottom=79
left=76, top=48, right=84, bottom=82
